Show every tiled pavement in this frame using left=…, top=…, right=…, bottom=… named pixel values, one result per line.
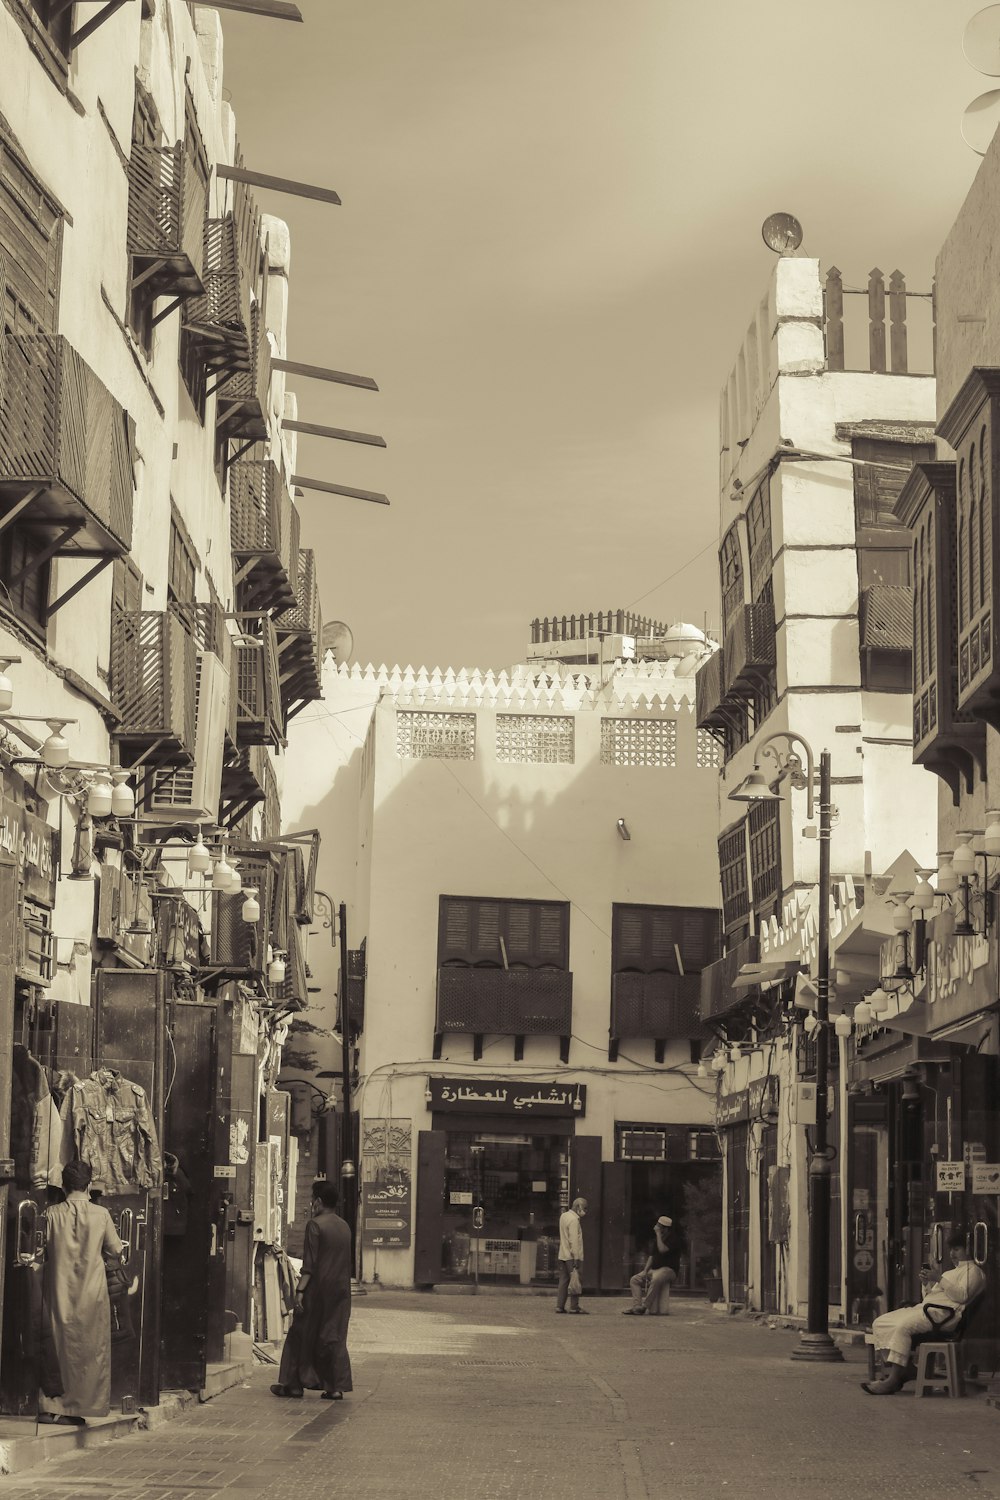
left=5, top=1293, right=1000, bottom=1497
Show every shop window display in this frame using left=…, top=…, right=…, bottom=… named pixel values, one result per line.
left=440, top=1133, right=568, bottom=1284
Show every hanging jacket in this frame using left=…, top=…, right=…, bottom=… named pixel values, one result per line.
left=60, top=1069, right=162, bottom=1195
left=11, top=1045, right=63, bottom=1190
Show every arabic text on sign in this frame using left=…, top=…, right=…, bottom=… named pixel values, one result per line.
left=935, top=1162, right=965, bottom=1192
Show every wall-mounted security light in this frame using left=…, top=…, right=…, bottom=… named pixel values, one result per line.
left=616, top=818, right=631, bottom=842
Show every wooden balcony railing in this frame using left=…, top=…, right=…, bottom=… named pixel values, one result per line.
left=127, top=139, right=207, bottom=299
left=216, top=298, right=270, bottom=441
left=611, top=972, right=702, bottom=1050
left=275, top=548, right=323, bottom=715
left=699, top=935, right=760, bottom=1024
left=233, top=612, right=284, bottom=748
left=695, top=649, right=737, bottom=736
left=0, top=332, right=134, bottom=551
left=229, top=452, right=297, bottom=611
left=860, top=585, right=913, bottom=653
left=182, top=215, right=252, bottom=375
left=724, top=601, right=776, bottom=696
left=110, top=606, right=197, bottom=763
left=436, top=967, right=573, bottom=1061
left=219, top=743, right=269, bottom=829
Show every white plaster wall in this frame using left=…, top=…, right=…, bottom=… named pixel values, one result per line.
left=341, top=672, right=723, bottom=1285
left=935, top=119, right=1000, bottom=421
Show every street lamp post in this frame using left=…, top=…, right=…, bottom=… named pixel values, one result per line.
left=729, top=731, right=843, bottom=1363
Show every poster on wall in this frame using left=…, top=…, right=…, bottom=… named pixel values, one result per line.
left=361, top=1117, right=412, bottom=1250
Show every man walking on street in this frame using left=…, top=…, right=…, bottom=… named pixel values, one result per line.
left=556, top=1197, right=587, bottom=1314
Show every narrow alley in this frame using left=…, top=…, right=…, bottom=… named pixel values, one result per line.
left=4, top=1293, right=1000, bottom=1500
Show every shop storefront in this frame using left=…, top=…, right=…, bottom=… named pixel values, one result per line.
left=847, top=914, right=1000, bottom=1375
left=415, top=1078, right=587, bottom=1287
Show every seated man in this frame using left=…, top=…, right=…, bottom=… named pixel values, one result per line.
left=623, top=1216, right=680, bottom=1316
left=862, top=1226, right=986, bottom=1395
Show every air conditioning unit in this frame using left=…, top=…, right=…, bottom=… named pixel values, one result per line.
left=791, top=1082, right=817, bottom=1126
left=143, top=650, right=230, bottom=820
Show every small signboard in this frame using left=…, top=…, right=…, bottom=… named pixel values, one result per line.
left=964, top=1141, right=987, bottom=1165
left=213, top=1165, right=237, bottom=1180
left=936, top=1161, right=965, bottom=1192
left=450, top=1191, right=473, bottom=1205
left=972, top=1163, right=1000, bottom=1194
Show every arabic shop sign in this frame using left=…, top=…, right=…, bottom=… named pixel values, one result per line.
left=0, top=794, right=57, bottom=905
left=716, top=1075, right=779, bottom=1128
left=428, top=1077, right=586, bottom=1116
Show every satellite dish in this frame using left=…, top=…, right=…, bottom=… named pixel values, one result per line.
left=964, top=5, right=1000, bottom=74
left=962, top=89, right=1000, bottom=153
left=761, top=212, right=803, bottom=255
left=322, top=620, right=354, bottom=664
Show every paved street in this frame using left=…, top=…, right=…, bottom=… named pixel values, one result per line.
left=5, top=1292, right=1000, bottom=1499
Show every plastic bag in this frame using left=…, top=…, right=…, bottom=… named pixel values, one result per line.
left=568, top=1268, right=583, bottom=1297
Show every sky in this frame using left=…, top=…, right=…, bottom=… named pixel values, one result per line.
left=219, top=0, right=983, bottom=671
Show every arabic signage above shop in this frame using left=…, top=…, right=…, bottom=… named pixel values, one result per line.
left=428, top=1078, right=586, bottom=1116
left=0, top=793, right=57, bottom=906
left=865, top=912, right=996, bottom=1040
left=716, top=1075, right=779, bottom=1128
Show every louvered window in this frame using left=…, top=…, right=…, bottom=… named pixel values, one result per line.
left=719, top=522, right=746, bottom=637
left=438, top=896, right=569, bottom=970
left=746, top=477, right=773, bottom=603
left=611, top=903, right=719, bottom=976
left=853, top=437, right=931, bottom=591
left=748, top=802, right=781, bottom=923
left=0, top=136, right=61, bottom=336
left=718, top=823, right=749, bottom=938
left=167, top=503, right=199, bottom=613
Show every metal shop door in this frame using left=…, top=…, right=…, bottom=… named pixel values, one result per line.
left=94, top=967, right=167, bottom=1411
left=726, top=1125, right=750, bottom=1305
left=160, top=999, right=217, bottom=1392
left=845, top=1098, right=888, bottom=1328
left=206, top=996, right=257, bottom=1368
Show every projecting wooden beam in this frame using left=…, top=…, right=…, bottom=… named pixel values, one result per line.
left=291, top=476, right=390, bottom=507
left=70, top=0, right=129, bottom=47
left=283, top=419, right=386, bottom=448
left=217, top=165, right=341, bottom=207
left=204, top=0, right=303, bottom=19
left=272, top=358, right=378, bottom=392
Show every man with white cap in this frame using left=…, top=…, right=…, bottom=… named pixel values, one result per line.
left=623, top=1215, right=680, bottom=1316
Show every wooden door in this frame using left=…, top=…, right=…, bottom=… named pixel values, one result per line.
left=570, top=1136, right=603, bottom=1291
left=413, top=1131, right=446, bottom=1286
left=599, top=1161, right=629, bottom=1290
left=160, top=1000, right=216, bottom=1391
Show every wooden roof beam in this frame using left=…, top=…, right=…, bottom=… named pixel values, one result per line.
left=272, top=358, right=378, bottom=392
left=216, top=164, right=340, bottom=207
left=282, top=418, right=386, bottom=448
left=203, top=0, right=303, bottom=19
left=291, top=477, right=389, bottom=508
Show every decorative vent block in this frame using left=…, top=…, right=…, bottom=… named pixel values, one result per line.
left=600, top=717, right=676, bottom=767
left=396, top=711, right=476, bottom=760
left=496, top=714, right=574, bottom=764
left=696, top=729, right=723, bottom=768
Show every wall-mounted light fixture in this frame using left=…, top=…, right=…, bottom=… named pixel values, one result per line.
left=616, top=817, right=631, bottom=841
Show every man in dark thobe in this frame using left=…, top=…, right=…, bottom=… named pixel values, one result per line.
left=272, top=1179, right=353, bottom=1400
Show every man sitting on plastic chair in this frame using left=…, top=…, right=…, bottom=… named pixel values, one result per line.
left=862, top=1226, right=986, bottom=1395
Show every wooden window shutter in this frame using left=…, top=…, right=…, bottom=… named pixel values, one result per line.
left=614, top=906, right=646, bottom=969
left=646, top=908, right=678, bottom=969
left=535, top=903, right=567, bottom=966
left=439, top=897, right=471, bottom=963
left=852, top=438, right=936, bottom=528
left=471, top=901, right=501, bottom=963
left=719, top=523, right=745, bottom=636
left=112, top=555, right=143, bottom=615
left=504, top=903, right=532, bottom=962
left=0, top=136, right=62, bottom=334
